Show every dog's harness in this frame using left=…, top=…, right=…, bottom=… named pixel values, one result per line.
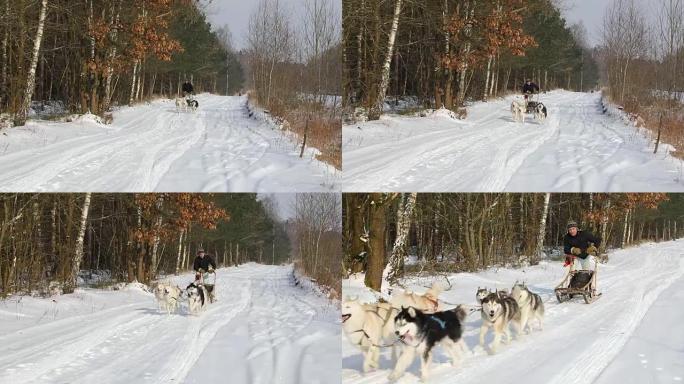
left=429, top=316, right=446, bottom=329
left=347, top=307, right=400, bottom=349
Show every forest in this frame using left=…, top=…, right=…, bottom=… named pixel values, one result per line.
left=245, top=0, right=342, bottom=168
left=0, top=0, right=243, bottom=126
left=0, top=193, right=290, bottom=296
left=598, top=0, right=684, bottom=159
left=343, top=193, right=684, bottom=290
left=342, top=0, right=598, bottom=119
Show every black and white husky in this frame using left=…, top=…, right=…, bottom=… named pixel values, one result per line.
left=341, top=296, right=399, bottom=373
left=476, top=287, right=509, bottom=304
left=186, top=282, right=209, bottom=315
left=510, top=282, right=544, bottom=333
left=390, top=305, right=468, bottom=382
left=479, top=292, right=521, bottom=354
left=535, top=103, right=548, bottom=122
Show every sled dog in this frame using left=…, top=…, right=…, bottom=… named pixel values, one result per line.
left=510, top=282, right=544, bottom=333
left=476, top=287, right=509, bottom=304
left=175, top=98, right=187, bottom=113
left=479, top=292, right=521, bottom=354
left=535, top=103, right=548, bottom=122
left=342, top=296, right=399, bottom=373
left=389, top=282, right=444, bottom=313
left=186, top=282, right=209, bottom=315
left=390, top=305, right=468, bottom=382
left=511, top=99, right=526, bottom=123
left=153, top=282, right=182, bottom=315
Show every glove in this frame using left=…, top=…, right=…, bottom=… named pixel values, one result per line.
left=570, top=247, right=582, bottom=256
left=564, top=255, right=574, bottom=267
left=586, top=243, right=598, bottom=256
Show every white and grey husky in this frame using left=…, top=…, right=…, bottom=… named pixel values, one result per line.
left=479, top=292, right=521, bottom=354
left=510, top=282, right=544, bottom=333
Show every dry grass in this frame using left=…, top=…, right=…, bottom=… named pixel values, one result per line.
left=618, top=97, right=684, bottom=160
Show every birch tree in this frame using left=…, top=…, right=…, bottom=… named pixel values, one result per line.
left=14, top=0, right=48, bottom=126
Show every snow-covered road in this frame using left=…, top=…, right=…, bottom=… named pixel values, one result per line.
left=0, top=264, right=340, bottom=384
left=0, top=95, right=338, bottom=192
left=342, top=240, right=684, bottom=384
left=343, top=91, right=684, bottom=192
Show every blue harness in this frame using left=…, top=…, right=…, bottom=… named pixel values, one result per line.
left=429, top=316, right=446, bottom=329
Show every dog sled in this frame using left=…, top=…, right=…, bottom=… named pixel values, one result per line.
left=524, top=93, right=542, bottom=114
left=197, top=269, right=216, bottom=302
left=554, top=259, right=601, bottom=304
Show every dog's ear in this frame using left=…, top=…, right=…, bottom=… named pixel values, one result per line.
left=408, top=307, right=416, bottom=317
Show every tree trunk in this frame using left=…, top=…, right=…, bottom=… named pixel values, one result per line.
left=387, top=193, right=417, bottom=285
left=14, top=0, right=49, bottom=126
left=66, top=193, right=92, bottom=293
left=533, top=193, right=550, bottom=264
left=365, top=193, right=390, bottom=291
left=369, top=0, right=403, bottom=120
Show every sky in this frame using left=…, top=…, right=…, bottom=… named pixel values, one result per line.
left=202, top=0, right=341, bottom=50
left=561, top=0, right=660, bottom=47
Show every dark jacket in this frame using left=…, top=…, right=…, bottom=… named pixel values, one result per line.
left=193, top=255, right=216, bottom=272
left=522, top=82, right=539, bottom=94
left=564, top=230, right=601, bottom=259
left=182, top=82, right=194, bottom=94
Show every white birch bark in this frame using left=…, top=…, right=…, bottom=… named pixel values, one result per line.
left=15, top=0, right=48, bottom=126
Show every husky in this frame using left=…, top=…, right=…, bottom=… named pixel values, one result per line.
left=476, top=287, right=490, bottom=304
left=342, top=296, right=399, bottom=373
left=476, top=287, right=508, bottom=304
left=175, top=97, right=187, bottom=113
left=511, top=99, right=526, bottom=123
left=510, top=282, right=544, bottom=333
left=535, top=103, right=548, bottom=122
left=389, top=282, right=443, bottom=313
left=390, top=305, right=468, bottom=382
left=187, top=98, right=199, bottom=112
left=153, top=282, right=182, bottom=315
left=479, top=292, right=521, bottom=354
left=186, top=282, right=209, bottom=315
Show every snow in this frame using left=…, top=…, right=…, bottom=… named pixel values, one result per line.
left=342, top=240, right=684, bottom=384
left=0, top=263, right=340, bottom=384
left=0, top=94, right=339, bottom=192
left=343, top=90, right=684, bottom=192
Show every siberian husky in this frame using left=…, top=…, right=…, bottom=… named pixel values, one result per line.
left=535, top=103, right=548, bottom=122
left=341, top=296, right=399, bottom=373
left=390, top=305, right=468, bottom=382
left=476, top=287, right=508, bottom=304
left=510, top=282, right=544, bottom=333
left=511, top=99, right=526, bottom=123
left=186, top=282, right=209, bottom=315
left=389, top=282, right=444, bottom=313
left=153, top=282, right=182, bottom=315
left=479, top=292, right=521, bottom=354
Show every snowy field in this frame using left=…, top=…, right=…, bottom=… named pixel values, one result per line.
left=342, top=240, right=684, bottom=383
left=0, top=264, right=340, bottom=384
left=343, top=90, right=684, bottom=192
left=0, top=94, right=339, bottom=192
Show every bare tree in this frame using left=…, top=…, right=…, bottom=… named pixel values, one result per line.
left=14, top=0, right=48, bottom=126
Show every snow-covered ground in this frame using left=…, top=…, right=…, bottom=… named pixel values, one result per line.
left=0, top=94, right=339, bottom=192
left=342, top=240, right=684, bottom=383
left=0, top=263, right=340, bottom=384
left=343, top=90, right=684, bottom=192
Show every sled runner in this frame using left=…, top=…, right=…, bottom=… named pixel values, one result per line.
left=554, top=260, right=601, bottom=304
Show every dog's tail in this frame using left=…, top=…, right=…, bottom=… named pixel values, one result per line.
left=453, top=304, right=481, bottom=322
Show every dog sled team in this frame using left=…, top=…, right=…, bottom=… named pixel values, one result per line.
left=510, top=79, right=548, bottom=123
left=153, top=249, right=217, bottom=316
left=343, top=220, right=601, bottom=382
left=174, top=80, right=199, bottom=113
